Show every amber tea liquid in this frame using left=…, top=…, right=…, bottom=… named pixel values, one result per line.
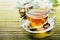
left=26, top=9, right=48, bottom=28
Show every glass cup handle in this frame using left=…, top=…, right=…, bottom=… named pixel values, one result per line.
left=48, top=10, right=56, bottom=23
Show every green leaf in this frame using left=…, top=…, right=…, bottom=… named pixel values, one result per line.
left=51, top=0, right=58, bottom=7
left=51, top=0, right=58, bottom=4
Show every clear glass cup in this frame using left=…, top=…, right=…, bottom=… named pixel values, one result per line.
left=26, top=8, right=55, bottom=29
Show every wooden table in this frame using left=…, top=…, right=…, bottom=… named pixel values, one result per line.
left=0, top=20, right=60, bottom=40
left=0, top=0, right=60, bottom=40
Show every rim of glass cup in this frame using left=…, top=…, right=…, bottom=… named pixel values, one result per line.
left=26, top=9, right=50, bottom=19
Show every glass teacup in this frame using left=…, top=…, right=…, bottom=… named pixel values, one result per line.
left=26, top=8, right=55, bottom=29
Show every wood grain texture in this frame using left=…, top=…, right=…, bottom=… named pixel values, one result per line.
left=0, top=0, right=19, bottom=21
left=0, top=0, right=60, bottom=40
